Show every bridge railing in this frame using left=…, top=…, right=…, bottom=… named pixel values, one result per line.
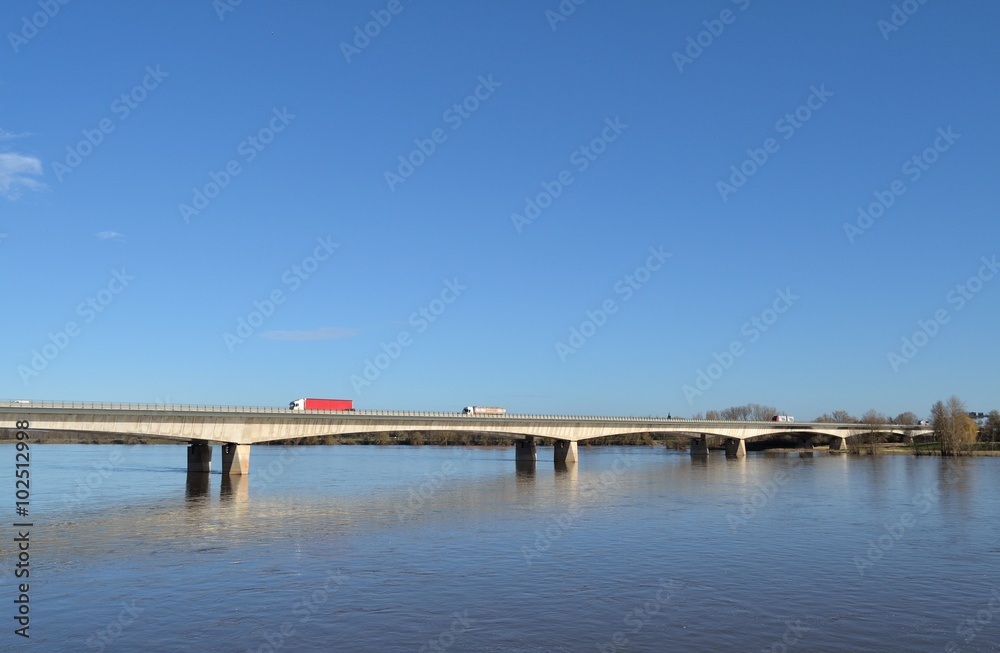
left=5, top=399, right=696, bottom=422
left=4, top=399, right=291, bottom=413
left=2, top=399, right=327, bottom=414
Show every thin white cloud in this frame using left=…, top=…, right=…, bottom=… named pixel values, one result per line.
left=96, top=231, right=125, bottom=241
left=0, top=128, right=30, bottom=141
left=260, top=327, right=359, bottom=341
left=0, top=152, right=44, bottom=199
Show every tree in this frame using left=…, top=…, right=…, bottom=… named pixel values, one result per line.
left=716, top=403, right=777, bottom=421
left=748, top=403, right=778, bottom=421
left=894, top=411, right=918, bottom=426
left=720, top=405, right=750, bottom=421
left=931, top=396, right=977, bottom=456
left=980, top=410, right=1000, bottom=451
left=833, top=410, right=857, bottom=423
left=853, top=409, right=887, bottom=455
left=815, top=410, right=857, bottom=423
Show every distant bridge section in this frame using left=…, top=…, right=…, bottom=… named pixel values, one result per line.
left=2, top=401, right=932, bottom=475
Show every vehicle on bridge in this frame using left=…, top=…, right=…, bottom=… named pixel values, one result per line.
left=771, top=414, right=795, bottom=422
left=462, top=406, right=506, bottom=416
left=289, top=398, right=354, bottom=411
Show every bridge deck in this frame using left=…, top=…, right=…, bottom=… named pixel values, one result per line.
left=2, top=400, right=933, bottom=474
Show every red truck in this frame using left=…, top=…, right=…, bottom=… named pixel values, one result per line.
left=289, top=398, right=354, bottom=411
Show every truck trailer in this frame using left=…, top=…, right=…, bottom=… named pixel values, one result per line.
left=290, top=398, right=354, bottom=411
left=462, top=406, right=506, bottom=416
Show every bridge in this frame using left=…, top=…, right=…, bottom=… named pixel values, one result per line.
left=2, top=401, right=932, bottom=475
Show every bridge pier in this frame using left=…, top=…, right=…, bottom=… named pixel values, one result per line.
left=516, top=437, right=537, bottom=462
left=553, top=440, right=578, bottom=463
left=187, top=440, right=212, bottom=473
left=829, top=436, right=848, bottom=451
left=724, top=438, right=746, bottom=458
left=221, top=443, right=251, bottom=476
left=690, top=435, right=709, bottom=456
left=797, top=439, right=815, bottom=451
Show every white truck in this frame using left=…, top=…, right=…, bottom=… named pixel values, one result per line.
left=462, top=406, right=506, bottom=416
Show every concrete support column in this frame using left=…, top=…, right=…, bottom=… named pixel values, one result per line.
left=221, top=443, right=251, bottom=476
left=516, top=437, right=537, bottom=462
left=690, top=435, right=709, bottom=456
left=725, top=438, right=746, bottom=458
left=187, top=440, right=212, bottom=473
left=797, top=439, right=814, bottom=451
left=829, top=436, right=848, bottom=451
left=553, top=440, right=578, bottom=463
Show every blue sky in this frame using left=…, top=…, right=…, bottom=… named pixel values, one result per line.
left=2, top=0, right=998, bottom=419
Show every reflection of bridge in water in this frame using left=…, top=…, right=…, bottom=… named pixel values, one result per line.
left=4, top=401, right=932, bottom=475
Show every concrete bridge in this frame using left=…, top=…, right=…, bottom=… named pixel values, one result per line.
left=2, top=401, right=932, bottom=475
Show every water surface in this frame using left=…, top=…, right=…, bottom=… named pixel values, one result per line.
left=2, top=444, right=999, bottom=651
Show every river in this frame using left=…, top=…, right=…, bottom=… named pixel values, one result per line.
left=2, top=444, right=999, bottom=651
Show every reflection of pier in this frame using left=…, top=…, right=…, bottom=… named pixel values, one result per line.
left=185, top=470, right=249, bottom=507
left=185, top=470, right=210, bottom=498
left=220, top=474, right=249, bottom=505
left=5, top=401, right=930, bottom=478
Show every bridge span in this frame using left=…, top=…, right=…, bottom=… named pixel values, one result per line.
left=2, top=401, right=931, bottom=475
